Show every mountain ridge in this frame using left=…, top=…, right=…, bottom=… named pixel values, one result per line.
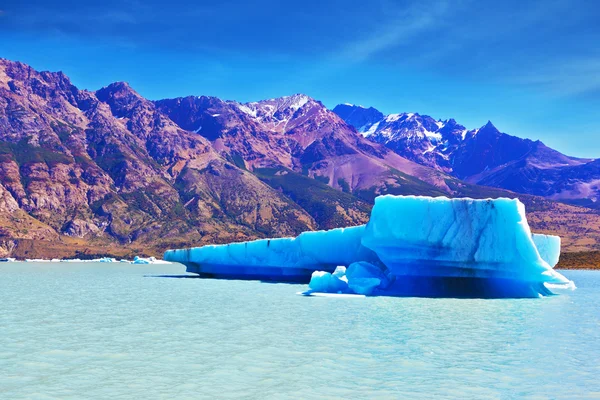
left=1, top=58, right=600, bottom=259
left=333, top=103, right=599, bottom=208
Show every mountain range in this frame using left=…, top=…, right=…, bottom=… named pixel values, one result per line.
left=334, top=104, right=599, bottom=209
left=0, top=58, right=599, bottom=259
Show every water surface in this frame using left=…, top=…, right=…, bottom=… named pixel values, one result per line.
left=1, top=263, right=598, bottom=399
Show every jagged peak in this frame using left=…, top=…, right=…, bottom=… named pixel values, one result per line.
left=336, top=103, right=367, bottom=109
left=384, top=112, right=420, bottom=123
left=482, top=120, right=498, bottom=130
left=265, top=93, right=314, bottom=104
left=268, top=93, right=314, bottom=108
left=0, top=59, right=73, bottom=88
left=0, top=58, right=31, bottom=70
left=334, top=103, right=382, bottom=113
left=154, top=94, right=226, bottom=106
left=94, top=81, right=149, bottom=119
left=233, top=93, right=319, bottom=119
left=101, top=81, right=132, bottom=92
left=287, top=93, right=312, bottom=100
left=96, top=81, right=143, bottom=101
left=471, top=120, right=500, bottom=137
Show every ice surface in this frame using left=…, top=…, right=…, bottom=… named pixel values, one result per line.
left=308, top=271, right=332, bottom=292
left=307, top=263, right=387, bottom=295
left=165, top=195, right=574, bottom=298
left=165, top=225, right=378, bottom=281
left=308, top=269, right=348, bottom=293
left=346, top=262, right=390, bottom=295
left=532, top=234, right=561, bottom=267
left=362, top=196, right=568, bottom=285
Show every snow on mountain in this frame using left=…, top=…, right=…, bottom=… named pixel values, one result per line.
left=235, top=94, right=311, bottom=119
left=332, top=103, right=384, bottom=135
left=230, top=94, right=321, bottom=134
left=334, top=103, right=600, bottom=208
left=334, top=105, right=470, bottom=171
left=156, top=93, right=464, bottom=200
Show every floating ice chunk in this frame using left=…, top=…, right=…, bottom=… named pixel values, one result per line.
left=362, top=196, right=570, bottom=286
left=165, top=195, right=574, bottom=298
left=164, top=225, right=378, bottom=281
left=348, top=277, right=380, bottom=295
left=308, top=271, right=335, bottom=292
left=308, top=262, right=387, bottom=295
left=332, top=265, right=347, bottom=279
left=346, top=261, right=390, bottom=295
left=532, top=233, right=561, bottom=267
left=308, top=266, right=349, bottom=293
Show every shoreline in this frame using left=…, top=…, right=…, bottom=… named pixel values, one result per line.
left=556, top=251, right=600, bottom=270
left=2, top=260, right=599, bottom=270
left=0, top=256, right=172, bottom=265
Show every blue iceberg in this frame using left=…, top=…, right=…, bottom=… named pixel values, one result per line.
left=164, top=195, right=574, bottom=298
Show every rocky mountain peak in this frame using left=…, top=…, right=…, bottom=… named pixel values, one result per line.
left=0, top=59, right=78, bottom=104
left=96, top=81, right=140, bottom=99
left=479, top=120, right=499, bottom=134
left=1, top=57, right=600, bottom=259
left=332, top=103, right=384, bottom=134
left=95, top=81, right=145, bottom=118
left=234, top=93, right=316, bottom=122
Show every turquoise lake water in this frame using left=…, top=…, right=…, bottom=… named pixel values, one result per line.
left=1, top=263, right=598, bottom=399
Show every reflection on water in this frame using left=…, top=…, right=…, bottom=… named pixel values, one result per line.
left=1, top=263, right=598, bottom=399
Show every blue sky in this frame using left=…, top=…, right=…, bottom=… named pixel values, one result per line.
left=1, top=0, right=599, bottom=157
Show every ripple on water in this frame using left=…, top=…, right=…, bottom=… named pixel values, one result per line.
left=0, top=263, right=598, bottom=399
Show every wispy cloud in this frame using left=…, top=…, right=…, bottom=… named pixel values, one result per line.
left=335, top=0, right=456, bottom=63
left=329, top=0, right=600, bottom=99
left=508, top=56, right=600, bottom=97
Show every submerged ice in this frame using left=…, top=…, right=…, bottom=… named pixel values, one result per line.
left=165, top=195, right=574, bottom=298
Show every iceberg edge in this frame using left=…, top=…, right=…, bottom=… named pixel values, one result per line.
left=164, top=195, right=574, bottom=298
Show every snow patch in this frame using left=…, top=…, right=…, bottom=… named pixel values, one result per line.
left=362, top=121, right=380, bottom=137
left=424, top=130, right=442, bottom=141
left=385, top=113, right=402, bottom=122
left=236, top=103, right=257, bottom=117
left=423, top=144, right=437, bottom=154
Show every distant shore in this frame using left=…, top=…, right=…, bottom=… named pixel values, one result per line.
left=557, top=251, right=600, bottom=270
left=0, top=256, right=171, bottom=265
left=3, top=252, right=599, bottom=270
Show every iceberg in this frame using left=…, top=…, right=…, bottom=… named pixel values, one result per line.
left=532, top=233, right=561, bottom=268
left=130, top=256, right=172, bottom=265
left=165, top=195, right=574, bottom=298
left=345, top=261, right=391, bottom=295
left=309, top=266, right=349, bottom=293
left=165, top=225, right=377, bottom=282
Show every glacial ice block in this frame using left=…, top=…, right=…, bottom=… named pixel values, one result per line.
left=309, top=267, right=349, bottom=293
left=164, top=225, right=379, bottom=281
left=532, top=234, right=561, bottom=268
left=165, top=195, right=573, bottom=298
left=362, top=196, right=569, bottom=285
